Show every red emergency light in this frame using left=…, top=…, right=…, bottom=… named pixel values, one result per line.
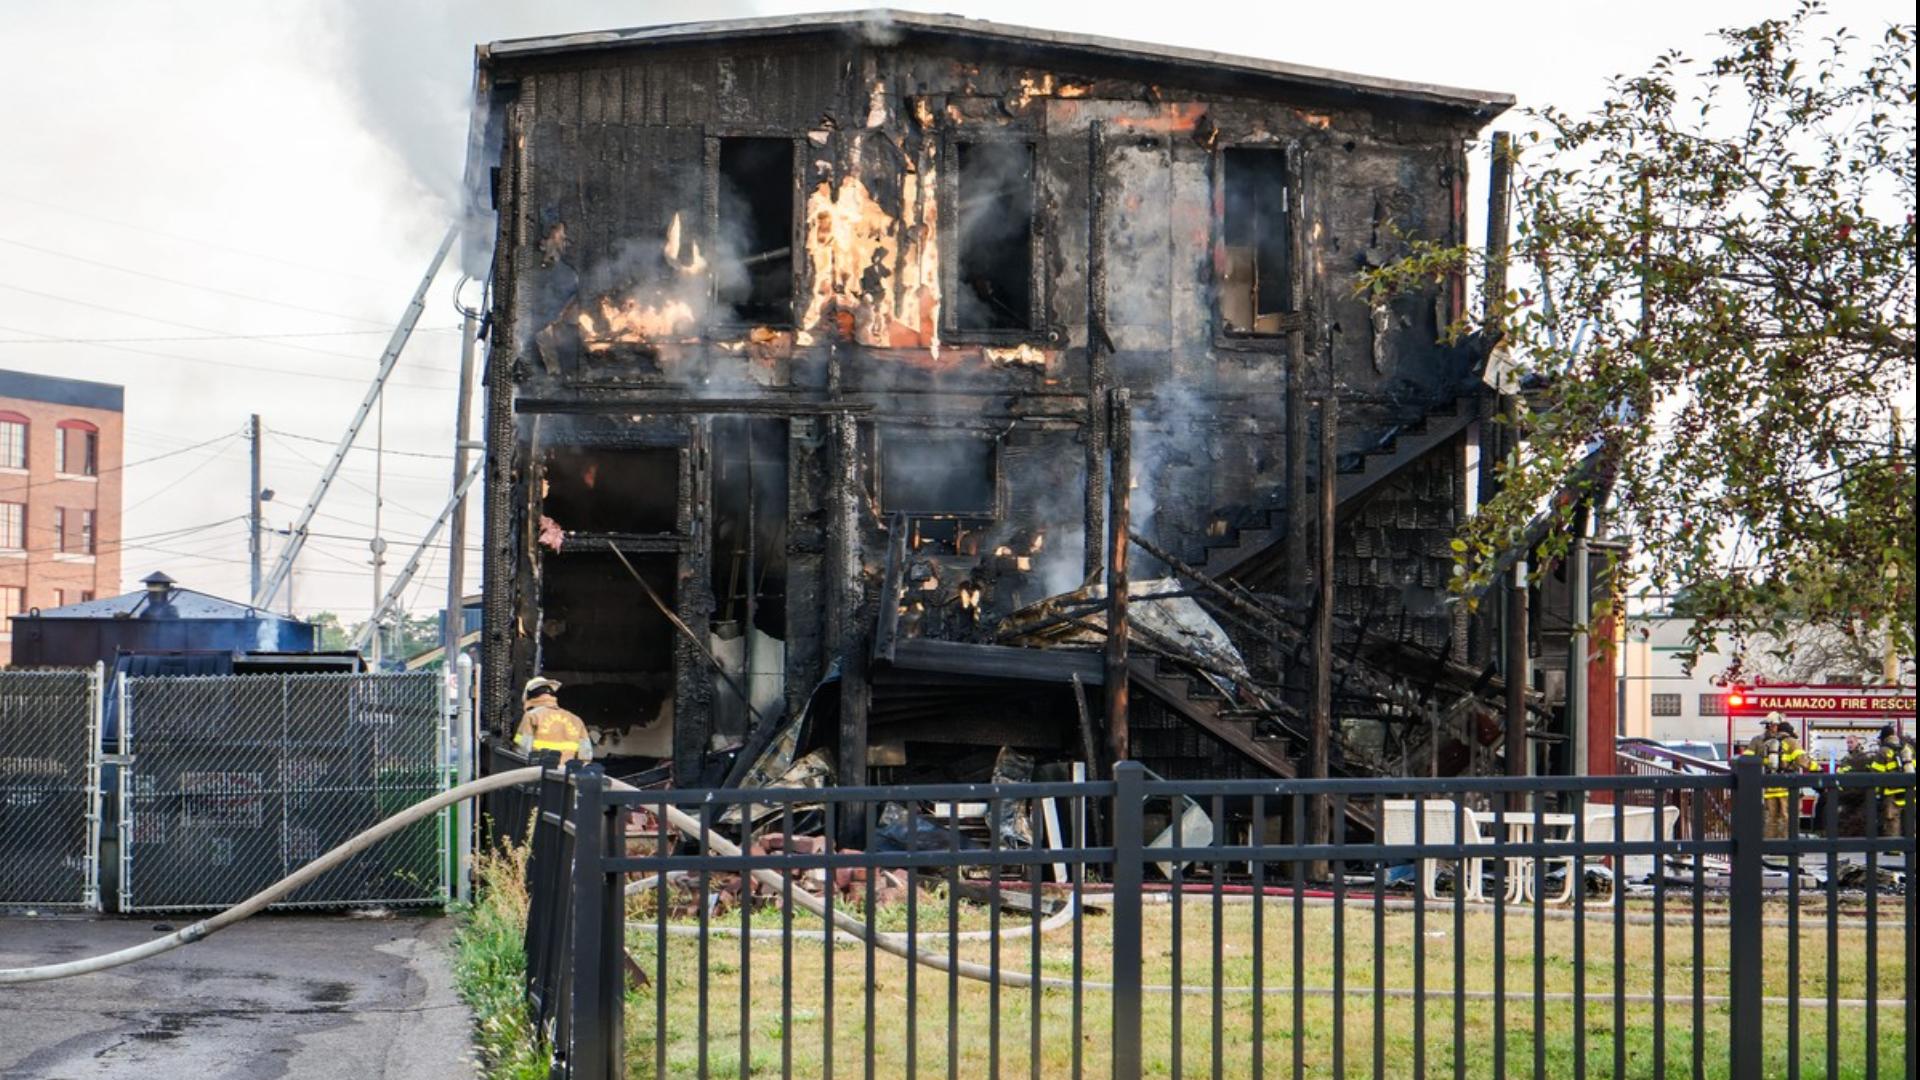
left=1727, top=692, right=1745, bottom=709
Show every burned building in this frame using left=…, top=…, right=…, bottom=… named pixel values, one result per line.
left=465, top=12, right=1570, bottom=794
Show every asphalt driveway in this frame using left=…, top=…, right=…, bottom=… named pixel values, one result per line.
left=0, top=912, right=479, bottom=1080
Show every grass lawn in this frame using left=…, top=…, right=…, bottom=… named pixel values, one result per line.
left=453, top=850, right=1910, bottom=1079
left=621, top=887, right=1910, bottom=1080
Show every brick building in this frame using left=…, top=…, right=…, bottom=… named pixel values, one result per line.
left=0, top=370, right=124, bottom=666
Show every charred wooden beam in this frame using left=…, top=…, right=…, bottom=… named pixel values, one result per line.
left=1104, top=387, right=1132, bottom=763
left=1084, top=121, right=1112, bottom=584
left=1309, top=389, right=1336, bottom=870
left=515, top=397, right=873, bottom=416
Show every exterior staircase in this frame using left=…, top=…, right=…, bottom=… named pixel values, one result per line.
left=1183, top=387, right=1485, bottom=589
left=1127, top=384, right=1486, bottom=822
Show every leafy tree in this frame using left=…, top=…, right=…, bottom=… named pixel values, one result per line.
left=310, top=610, right=352, bottom=652
left=1367, top=3, right=1916, bottom=666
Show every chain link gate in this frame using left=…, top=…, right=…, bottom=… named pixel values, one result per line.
left=0, top=666, right=103, bottom=910
left=119, top=671, right=448, bottom=912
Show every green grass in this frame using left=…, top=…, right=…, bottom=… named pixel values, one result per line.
left=449, top=847, right=549, bottom=1080
left=458, top=864, right=1911, bottom=1079
left=622, top=891, right=1909, bottom=1079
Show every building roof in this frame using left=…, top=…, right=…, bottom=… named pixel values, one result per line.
left=0, top=369, right=125, bottom=412
left=23, top=577, right=299, bottom=623
left=481, top=9, right=1515, bottom=116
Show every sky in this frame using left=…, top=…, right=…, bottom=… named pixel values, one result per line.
left=2, top=0, right=1907, bottom=623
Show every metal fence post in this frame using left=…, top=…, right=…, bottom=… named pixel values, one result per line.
left=568, top=765, right=614, bottom=1080
left=1728, top=754, right=1764, bottom=1080
left=1111, top=760, right=1145, bottom=1080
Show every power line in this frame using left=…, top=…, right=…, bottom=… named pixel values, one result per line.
left=273, top=427, right=454, bottom=461
left=5, top=430, right=241, bottom=495
left=0, top=235, right=393, bottom=326
left=0, top=322, right=456, bottom=392
left=0, top=326, right=462, bottom=346
left=125, top=438, right=241, bottom=513
left=0, top=279, right=418, bottom=364
left=0, top=191, right=389, bottom=283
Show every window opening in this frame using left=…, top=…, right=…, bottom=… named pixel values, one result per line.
left=0, top=416, right=26, bottom=469
left=716, top=138, right=795, bottom=325
left=57, top=423, right=99, bottom=476
left=879, top=429, right=997, bottom=557
left=1650, top=692, right=1682, bottom=717
left=0, top=503, right=22, bottom=550
left=539, top=447, right=679, bottom=536
left=1221, top=147, right=1292, bottom=334
left=954, top=141, right=1034, bottom=331
left=0, top=586, right=22, bottom=623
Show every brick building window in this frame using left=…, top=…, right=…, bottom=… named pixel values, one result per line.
left=0, top=585, right=22, bottom=625
left=0, top=413, right=27, bottom=470
left=0, top=502, right=22, bottom=550
left=55, top=507, right=93, bottom=555
left=1699, top=693, right=1727, bottom=716
left=1650, top=693, right=1683, bottom=717
left=56, top=420, right=99, bottom=476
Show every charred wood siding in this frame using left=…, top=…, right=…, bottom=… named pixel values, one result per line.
left=477, top=29, right=1497, bottom=781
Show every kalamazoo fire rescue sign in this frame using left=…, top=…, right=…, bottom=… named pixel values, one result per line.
left=1728, top=689, right=1918, bottom=718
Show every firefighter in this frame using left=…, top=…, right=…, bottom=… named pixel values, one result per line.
left=1866, top=725, right=1913, bottom=838
left=514, top=676, right=594, bottom=764
left=1756, top=715, right=1811, bottom=839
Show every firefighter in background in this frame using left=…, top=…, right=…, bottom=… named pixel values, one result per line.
left=515, top=676, right=594, bottom=764
left=1749, top=714, right=1813, bottom=838
left=1866, top=724, right=1914, bottom=838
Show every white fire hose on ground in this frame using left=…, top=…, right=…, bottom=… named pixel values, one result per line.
left=2, top=769, right=1906, bottom=1011
left=1, top=767, right=541, bottom=985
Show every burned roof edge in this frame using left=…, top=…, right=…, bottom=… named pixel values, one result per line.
left=480, top=8, right=1516, bottom=116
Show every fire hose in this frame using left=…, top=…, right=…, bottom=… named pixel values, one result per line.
left=2, top=769, right=1906, bottom=1010
left=1, top=766, right=545, bottom=985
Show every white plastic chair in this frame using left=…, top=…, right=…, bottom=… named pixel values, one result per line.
left=1540, top=804, right=1671, bottom=904
left=1381, top=798, right=1494, bottom=900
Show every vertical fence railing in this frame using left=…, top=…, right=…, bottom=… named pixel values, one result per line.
left=521, top=758, right=1916, bottom=1080
left=117, top=671, right=446, bottom=911
left=0, top=667, right=100, bottom=909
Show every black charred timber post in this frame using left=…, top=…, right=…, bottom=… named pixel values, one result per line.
left=1484, top=131, right=1531, bottom=799
left=1105, top=387, right=1132, bottom=764
left=1309, top=391, right=1336, bottom=875
left=1285, top=350, right=1309, bottom=609
left=1484, top=132, right=1514, bottom=335
left=1084, top=121, right=1112, bottom=582
left=673, top=419, right=716, bottom=785
left=828, top=411, right=871, bottom=815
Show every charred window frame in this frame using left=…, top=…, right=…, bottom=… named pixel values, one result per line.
left=876, top=426, right=1001, bottom=555
left=940, top=136, right=1043, bottom=340
left=1214, top=142, right=1304, bottom=342
left=706, top=133, right=801, bottom=328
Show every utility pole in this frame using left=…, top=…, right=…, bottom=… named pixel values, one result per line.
left=369, top=391, right=387, bottom=667
left=443, top=308, right=479, bottom=669
left=248, top=414, right=263, bottom=603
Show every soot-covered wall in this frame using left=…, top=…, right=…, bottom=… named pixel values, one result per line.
left=477, top=23, right=1499, bottom=780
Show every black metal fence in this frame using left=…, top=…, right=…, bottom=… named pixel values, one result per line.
left=519, top=757, right=1916, bottom=1080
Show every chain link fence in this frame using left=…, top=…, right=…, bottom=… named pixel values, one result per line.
left=0, top=667, right=101, bottom=909
left=120, top=671, right=447, bottom=912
